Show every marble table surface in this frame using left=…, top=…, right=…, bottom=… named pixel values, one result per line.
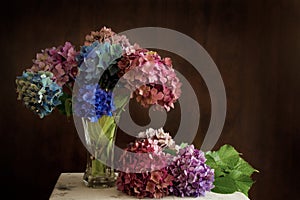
left=49, top=173, right=250, bottom=200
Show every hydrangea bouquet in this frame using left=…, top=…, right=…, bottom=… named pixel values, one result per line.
left=15, top=27, right=257, bottom=198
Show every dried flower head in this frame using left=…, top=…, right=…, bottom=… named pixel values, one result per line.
left=117, top=139, right=173, bottom=198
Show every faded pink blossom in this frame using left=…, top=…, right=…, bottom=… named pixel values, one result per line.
left=84, top=26, right=139, bottom=55
left=121, top=50, right=182, bottom=111
left=164, top=57, right=172, bottom=67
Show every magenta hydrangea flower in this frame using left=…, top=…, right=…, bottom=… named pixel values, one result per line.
left=121, top=50, right=182, bottom=111
left=168, top=145, right=215, bottom=197
left=116, top=139, right=174, bottom=198
left=28, top=42, right=79, bottom=86
left=117, top=48, right=148, bottom=77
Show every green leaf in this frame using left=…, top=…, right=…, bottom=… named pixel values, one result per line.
left=86, top=116, right=116, bottom=146
left=85, top=116, right=117, bottom=165
left=97, top=116, right=115, bottom=139
left=108, top=64, right=119, bottom=76
left=230, top=172, right=255, bottom=195
left=163, top=148, right=177, bottom=156
left=212, top=176, right=237, bottom=194
left=235, top=157, right=259, bottom=176
left=216, top=144, right=240, bottom=168
left=179, top=142, right=188, bottom=149
left=57, top=92, right=72, bottom=117
left=205, top=144, right=258, bottom=197
left=65, top=98, right=72, bottom=118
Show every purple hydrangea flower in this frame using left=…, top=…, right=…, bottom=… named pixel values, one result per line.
left=168, top=145, right=214, bottom=197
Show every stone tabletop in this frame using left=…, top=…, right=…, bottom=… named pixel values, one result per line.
left=49, top=173, right=250, bottom=200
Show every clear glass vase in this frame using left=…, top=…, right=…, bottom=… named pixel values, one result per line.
left=81, top=115, right=118, bottom=188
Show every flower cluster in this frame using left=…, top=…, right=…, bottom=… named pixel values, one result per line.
left=16, top=71, right=62, bottom=118
left=76, top=41, right=122, bottom=69
left=168, top=145, right=215, bottom=197
left=16, top=26, right=182, bottom=120
left=75, top=41, right=123, bottom=92
left=117, top=169, right=174, bottom=199
left=117, top=139, right=173, bottom=198
left=28, top=42, right=79, bottom=87
left=74, top=28, right=182, bottom=121
left=73, top=84, right=114, bottom=122
left=84, top=26, right=137, bottom=55
left=137, top=128, right=176, bottom=149
left=117, top=138, right=170, bottom=173
left=84, top=26, right=115, bottom=46
left=121, top=51, right=182, bottom=111
left=117, top=129, right=215, bottom=199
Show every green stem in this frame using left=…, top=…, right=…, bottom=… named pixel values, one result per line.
left=65, top=83, right=73, bottom=93
left=114, top=96, right=129, bottom=124
left=91, top=158, right=106, bottom=176
left=87, top=116, right=118, bottom=177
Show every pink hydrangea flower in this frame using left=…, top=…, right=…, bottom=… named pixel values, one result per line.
left=84, top=26, right=139, bottom=55
left=121, top=50, right=182, bottom=111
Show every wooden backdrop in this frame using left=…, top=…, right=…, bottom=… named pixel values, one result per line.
left=1, top=0, right=299, bottom=199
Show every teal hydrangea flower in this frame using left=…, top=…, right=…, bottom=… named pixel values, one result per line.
left=16, top=71, right=63, bottom=118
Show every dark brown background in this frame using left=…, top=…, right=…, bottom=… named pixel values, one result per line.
left=1, top=0, right=299, bottom=199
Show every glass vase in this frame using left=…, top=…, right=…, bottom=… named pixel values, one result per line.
left=81, top=115, right=118, bottom=188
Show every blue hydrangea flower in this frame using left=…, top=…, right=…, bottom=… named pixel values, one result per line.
left=167, top=145, right=215, bottom=197
left=73, top=84, right=115, bottom=122
left=16, top=71, right=63, bottom=118
left=76, top=42, right=123, bottom=86
left=76, top=41, right=99, bottom=65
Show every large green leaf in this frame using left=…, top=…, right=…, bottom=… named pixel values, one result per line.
left=205, top=144, right=258, bottom=196
left=230, top=172, right=255, bottom=195
left=212, top=176, right=237, bottom=194
left=235, top=157, right=259, bottom=176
